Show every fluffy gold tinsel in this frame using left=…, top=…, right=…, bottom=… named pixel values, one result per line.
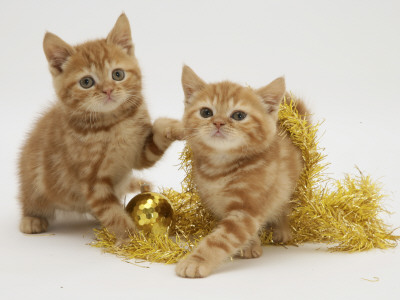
left=92, top=96, right=399, bottom=263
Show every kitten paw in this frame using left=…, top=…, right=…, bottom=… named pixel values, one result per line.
left=153, top=118, right=185, bottom=141
left=127, top=177, right=152, bottom=193
left=108, top=219, right=137, bottom=246
left=238, top=243, right=263, bottom=259
left=20, top=216, right=48, bottom=234
left=165, top=126, right=185, bottom=141
left=272, top=228, right=292, bottom=243
left=115, top=236, right=133, bottom=247
left=176, top=255, right=212, bottom=278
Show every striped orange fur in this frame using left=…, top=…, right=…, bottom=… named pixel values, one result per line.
left=175, top=66, right=309, bottom=277
left=18, top=14, right=181, bottom=243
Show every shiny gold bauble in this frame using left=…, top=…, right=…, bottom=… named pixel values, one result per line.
left=125, top=185, right=173, bottom=235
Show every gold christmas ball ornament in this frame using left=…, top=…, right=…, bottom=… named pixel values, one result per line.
left=125, top=184, right=173, bottom=235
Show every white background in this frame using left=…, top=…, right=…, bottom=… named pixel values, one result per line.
left=1, top=0, right=399, bottom=299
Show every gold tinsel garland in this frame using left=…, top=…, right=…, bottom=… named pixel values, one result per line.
left=92, top=96, right=399, bottom=263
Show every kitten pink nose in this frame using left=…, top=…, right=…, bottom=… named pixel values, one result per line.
left=103, top=88, right=113, bottom=96
left=213, top=121, right=225, bottom=129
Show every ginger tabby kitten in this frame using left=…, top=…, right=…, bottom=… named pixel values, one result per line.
left=175, top=66, right=308, bottom=277
left=18, top=14, right=180, bottom=243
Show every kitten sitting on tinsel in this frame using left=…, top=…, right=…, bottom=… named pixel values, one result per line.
left=92, top=94, right=399, bottom=264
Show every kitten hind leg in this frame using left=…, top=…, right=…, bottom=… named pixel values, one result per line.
left=20, top=216, right=49, bottom=234
left=19, top=194, right=54, bottom=234
left=272, top=213, right=292, bottom=243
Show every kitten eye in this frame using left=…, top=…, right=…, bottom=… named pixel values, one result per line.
left=231, top=111, right=247, bottom=121
left=112, top=69, right=125, bottom=81
left=79, top=77, right=95, bottom=89
left=200, top=107, right=213, bottom=118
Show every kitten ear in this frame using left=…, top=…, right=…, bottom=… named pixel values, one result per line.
left=43, top=32, right=74, bottom=75
left=182, top=65, right=206, bottom=104
left=256, top=77, right=286, bottom=113
left=107, top=13, right=134, bottom=56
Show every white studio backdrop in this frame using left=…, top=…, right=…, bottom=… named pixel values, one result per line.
left=0, top=1, right=399, bottom=299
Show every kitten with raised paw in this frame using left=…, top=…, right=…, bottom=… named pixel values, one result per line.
left=18, top=14, right=179, bottom=244
left=174, top=65, right=309, bottom=277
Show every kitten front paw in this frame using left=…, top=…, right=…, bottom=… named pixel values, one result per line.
left=176, top=255, right=212, bottom=278
left=20, top=216, right=49, bottom=234
left=127, top=177, right=152, bottom=193
left=165, top=125, right=185, bottom=141
left=115, top=236, right=133, bottom=247
left=238, top=243, right=263, bottom=259
left=153, top=118, right=185, bottom=141
left=108, top=218, right=137, bottom=246
left=114, top=231, right=135, bottom=247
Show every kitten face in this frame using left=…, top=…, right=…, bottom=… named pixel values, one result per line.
left=183, top=86, right=271, bottom=151
left=181, top=66, right=285, bottom=154
left=43, top=14, right=141, bottom=113
left=56, top=42, right=141, bottom=113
